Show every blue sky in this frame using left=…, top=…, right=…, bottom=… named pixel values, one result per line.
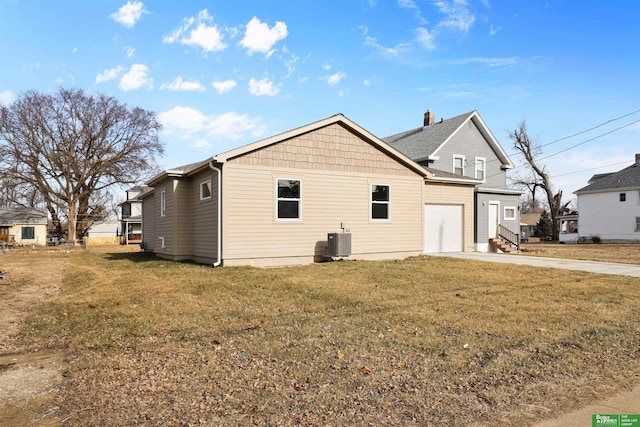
left=1, top=0, right=639, bottom=200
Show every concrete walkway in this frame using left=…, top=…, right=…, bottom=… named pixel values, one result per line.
left=430, top=252, right=640, bottom=277
left=431, top=251, right=640, bottom=426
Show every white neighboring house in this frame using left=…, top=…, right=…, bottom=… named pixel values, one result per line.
left=85, top=220, right=121, bottom=238
left=574, top=153, right=640, bottom=243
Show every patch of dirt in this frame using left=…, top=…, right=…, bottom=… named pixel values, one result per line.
left=0, top=248, right=70, bottom=427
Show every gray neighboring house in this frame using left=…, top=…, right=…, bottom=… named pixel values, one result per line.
left=574, top=153, right=640, bottom=242
left=383, top=110, right=523, bottom=252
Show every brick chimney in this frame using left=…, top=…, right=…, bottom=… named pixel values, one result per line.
left=636, top=153, right=640, bottom=166
left=423, top=109, right=434, bottom=127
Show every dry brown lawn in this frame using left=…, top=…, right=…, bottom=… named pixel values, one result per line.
left=1, top=246, right=639, bottom=426
left=519, top=243, right=640, bottom=264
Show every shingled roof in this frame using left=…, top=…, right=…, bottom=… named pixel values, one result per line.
left=575, top=155, right=640, bottom=194
left=0, top=208, right=48, bottom=226
left=382, top=110, right=514, bottom=168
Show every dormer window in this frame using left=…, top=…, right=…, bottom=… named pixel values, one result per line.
left=453, top=155, right=465, bottom=176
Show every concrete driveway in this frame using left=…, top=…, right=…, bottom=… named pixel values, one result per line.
left=429, top=252, right=640, bottom=277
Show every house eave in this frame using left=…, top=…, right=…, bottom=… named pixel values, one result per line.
left=476, top=187, right=525, bottom=195
left=575, top=185, right=640, bottom=195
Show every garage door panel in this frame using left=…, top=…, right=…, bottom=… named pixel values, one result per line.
left=424, top=205, right=462, bottom=253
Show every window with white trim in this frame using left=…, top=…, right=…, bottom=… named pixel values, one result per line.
left=200, top=180, right=212, bottom=200
left=277, top=179, right=301, bottom=220
left=453, top=155, right=465, bottom=176
left=504, top=206, right=516, bottom=220
left=160, top=190, right=166, bottom=217
left=620, top=192, right=626, bottom=202
left=371, top=184, right=390, bottom=220
left=475, top=157, right=486, bottom=180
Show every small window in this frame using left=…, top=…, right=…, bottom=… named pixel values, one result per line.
left=160, top=190, right=166, bottom=217
left=636, top=217, right=640, bottom=232
left=620, top=193, right=626, bottom=202
left=475, top=157, right=486, bottom=180
left=453, top=155, right=465, bottom=176
left=371, top=184, right=390, bottom=220
left=200, top=180, right=212, bottom=200
left=504, top=206, right=516, bottom=220
left=277, top=179, right=301, bottom=220
left=21, top=226, right=35, bottom=240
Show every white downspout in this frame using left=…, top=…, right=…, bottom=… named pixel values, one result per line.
left=208, top=160, right=222, bottom=267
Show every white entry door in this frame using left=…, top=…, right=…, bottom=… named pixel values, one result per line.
left=488, top=203, right=499, bottom=238
left=424, top=204, right=463, bottom=253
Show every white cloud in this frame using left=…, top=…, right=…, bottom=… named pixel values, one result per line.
left=322, top=63, right=332, bottom=71
left=96, top=66, right=125, bottom=83
left=0, top=90, right=16, bottom=106
left=158, top=106, right=267, bottom=150
left=248, top=77, right=280, bottom=96
left=119, top=64, right=152, bottom=90
left=125, top=46, right=136, bottom=57
left=489, top=24, right=500, bottom=35
left=363, top=79, right=372, bottom=87
left=163, top=9, right=226, bottom=53
left=72, top=47, right=78, bottom=54
left=160, top=76, right=205, bottom=91
left=434, top=0, right=476, bottom=33
left=364, top=36, right=411, bottom=56
left=415, top=27, right=436, bottom=50
left=324, top=71, right=346, bottom=86
left=110, top=1, right=147, bottom=28
left=240, top=17, right=288, bottom=56
left=398, top=0, right=417, bottom=8
left=212, top=79, right=237, bottom=94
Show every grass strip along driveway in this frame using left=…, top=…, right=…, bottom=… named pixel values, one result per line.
left=14, top=248, right=640, bottom=426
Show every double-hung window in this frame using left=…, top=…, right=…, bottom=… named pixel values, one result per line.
left=453, top=155, right=465, bottom=176
left=371, top=184, right=390, bottom=220
left=475, top=157, right=486, bottom=181
left=200, top=180, right=212, bottom=200
left=277, top=179, right=301, bottom=220
left=620, top=193, right=626, bottom=202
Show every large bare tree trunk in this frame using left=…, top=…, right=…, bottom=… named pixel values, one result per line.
left=509, top=121, right=567, bottom=240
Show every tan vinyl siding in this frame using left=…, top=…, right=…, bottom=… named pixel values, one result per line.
left=232, top=123, right=416, bottom=177
left=142, top=193, right=155, bottom=251
left=222, top=163, right=424, bottom=266
left=173, top=179, right=192, bottom=259
left=154, top=180, right=174, bottom=257
left=189, top=169, right=219, bottom=263
left=423, top=182, right=475, bottom=252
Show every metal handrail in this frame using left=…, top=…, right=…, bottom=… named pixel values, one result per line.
left=498, top=224, right=519, bottom=251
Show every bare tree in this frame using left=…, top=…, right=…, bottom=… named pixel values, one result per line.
left=509, top=120, right=570, bottom=240
left=0, top=88, right=163, bottom=241
left=508, top=170, right=543, bottom=213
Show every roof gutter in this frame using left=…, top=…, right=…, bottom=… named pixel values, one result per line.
left=208, top=160, right=222, bottom=267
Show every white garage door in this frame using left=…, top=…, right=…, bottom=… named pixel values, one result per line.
left=424, top=204, right=463, bottom=253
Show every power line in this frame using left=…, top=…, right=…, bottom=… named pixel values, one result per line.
left=550, top=160, right=631, bottom=178
left=537, top=108, right=640, bottom=149
left=537, top=118, right=640, bottom=161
